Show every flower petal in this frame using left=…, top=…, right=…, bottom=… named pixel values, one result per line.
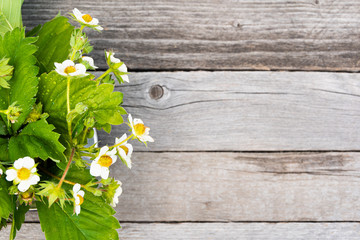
left=121, top=75, right=129, bottom=83
left=5, top=169, right=17, bottom=181
left=111, top=154, right=117, bottom=164
left=73, top=183, right=81, bottom=193
left=90, top=162, right=101, bottom=177
left=75, top=205, right=81, bottom=215
left=118, top=133, right=127, bottom=143
left=29, top=175, right=40, bottom=185
left=78, top=190, right=85, bottom=198
left=75, top=196, right=80, bottom=205
left=99, top=146, right=109, bottom=156
left=18, top=181, right=31, bottom=192
left=100, top=167, right=109, bottom=179
left=73, top=8, right=83, bottom=20
left=133, top=118, right=144, bottom=125
left=75, top=63, right=87, bottom=74
left=62, top=60, right=75, bottom=68
left=110, top=55, right=120, bottom=64
left=118, top=63, right=127, bottom=73
left=22, top=157, right=35, bottom=169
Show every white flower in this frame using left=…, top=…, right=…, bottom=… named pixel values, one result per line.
left=106, top=51, right=129, bottom=82
left=0, top=168, right=3, bottom=175
left=128, top=114, right=154, bottom=143
left=72, top=183, right=85, bottom=216
left=115, top=134, right=133, bottom=169
left=90, top=146, right=117, bottom=179
left=111, top=180, right=122, bottom=207
left=82, top=56, right=98, bottom=69
left=72, top=8, right=103, bottom=31
left=54, top=60, right=88, bottom=77
left=5, top=157, right=40, bottom=192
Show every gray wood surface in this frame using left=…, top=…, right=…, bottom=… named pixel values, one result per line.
left=17, top=1, right=360, bottom=238
left=97, top=71, right=360, bottom=151
left=22, top=0, right=360, bottom=71
left=2, top=222, right=360, bottom=240
left=25, top=152, right=360, bottom=222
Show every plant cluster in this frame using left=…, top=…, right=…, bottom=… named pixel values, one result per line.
left=0, top=2, right=153, bottom=239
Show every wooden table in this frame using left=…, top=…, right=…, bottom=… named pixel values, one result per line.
left=3, top=0, right=360, bottom=239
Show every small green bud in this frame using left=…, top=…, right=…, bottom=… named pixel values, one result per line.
left=4, top=102, right=22, bottom=123
left=25, top=103, right=44, bottom=123
left=84, top=117, right=95, bottom=128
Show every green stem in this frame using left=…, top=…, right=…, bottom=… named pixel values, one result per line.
left=57, top=148, right=75, bottom=189
left=67, top=76, right=73, bottom=141
left=81, top=127, right=89, bottom=144
left=39, top=166, right=81, bottom=187
left=67, top=76, right=71, bottom=114
left=70, top=48, right=77, bottom=61
left=109, top=134, right=133, bottom=149
left=96, top=68, right=112, bottom=81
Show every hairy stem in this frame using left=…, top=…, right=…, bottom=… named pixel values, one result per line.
left=57, top=148, right=75, bottom=189
left=81, top=127, right=89, bottom=144
left=96, top=68, right=112, bottom=81
left=67, top=76, right=73, bottom=141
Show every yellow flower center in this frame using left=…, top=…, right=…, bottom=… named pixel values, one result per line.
left=82, top=14, right=93, bottom=23
left=119, top=145, right=129, bottom=155
left=77, top=194, right=84, bottom=205
left=134, top=123, right=146, bottom=136
left=64, top=66, right=76, bottom=74
left=98, top=155, right=113, bottom=167
left=17, top=168, right=31, bottom=180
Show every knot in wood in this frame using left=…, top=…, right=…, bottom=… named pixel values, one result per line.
left=149, top=85, right=164, bottom=100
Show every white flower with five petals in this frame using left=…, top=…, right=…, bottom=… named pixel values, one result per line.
left=54, top=60, right=88, bottom=77
left=115, top=134, right=133, bottom=169
left=106, top=51, right=129, bottom=82
left=5, top=157, right=40, bottom=192
left=90, top=146, right=117, bottom=179
left=72, top=183, right=85, bottom=216
left=72, top=8, right=103, bottom=31
left=128, top=114, right=154, bottom=143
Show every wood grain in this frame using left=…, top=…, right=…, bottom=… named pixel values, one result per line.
left=25, top=152, right=360, bottom=222
left=5, top=222, right=360, bottom=240
left=22, top=0, right=360, bottom=71
left=96, top=71, right=360, bottom=151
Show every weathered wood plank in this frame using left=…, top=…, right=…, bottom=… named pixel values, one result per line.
left=3, top=222, right=360, bottom=240
left=97, top=71, right=360, bottom=151
left=25, top=152, right=360, bottom=221
left=22, top=0, right=360, bottom=71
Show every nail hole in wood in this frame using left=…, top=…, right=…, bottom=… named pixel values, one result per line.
left=149, top=85, right=164, bottom=100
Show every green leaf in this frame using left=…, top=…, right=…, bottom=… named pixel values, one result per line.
left=0, top=0, right=24, bottom=35
left=10, top=203, right=30, bottom=239
left=38, top=72, right=125, bottom=135
left=0, top=176, right=13, bottom=220
left=0, top=137, right=9, bottom=162
left=0, top=28, right=39, bottom=132
left=34, top=16, right=74, bottom=74
left=0, top=57, right=14, bottom=88
left=25, top=24, right=42, bottom=37
left=37, top=193, right=120, bottom=240
left=8, top=118, right=66, bottom=162
left=0, top=13, right=12, bottom=35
